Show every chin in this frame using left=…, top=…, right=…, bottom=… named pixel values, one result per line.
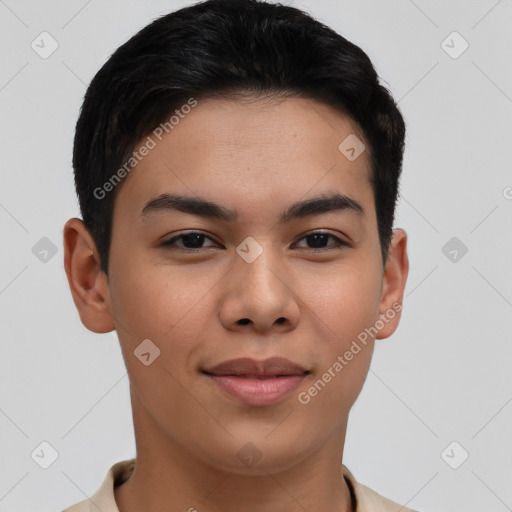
left=192, top=432, right=314, bottom=475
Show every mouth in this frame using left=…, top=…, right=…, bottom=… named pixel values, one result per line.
left=202, top=357, right=310, bottom=406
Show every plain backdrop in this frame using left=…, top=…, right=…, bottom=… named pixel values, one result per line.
left=0, top=1, right=511, bottom=511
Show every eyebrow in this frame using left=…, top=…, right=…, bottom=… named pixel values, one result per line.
left=139, top=191, right=365, bottom=224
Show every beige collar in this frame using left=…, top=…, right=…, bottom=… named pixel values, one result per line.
left=64, top=458, right=416, bottom=512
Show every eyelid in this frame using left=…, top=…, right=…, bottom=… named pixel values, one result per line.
left=161, top=230, right=219, bottom=247
left=160, top=229, right=350, bottom=251
left=292, top=230, right=350, bottom=249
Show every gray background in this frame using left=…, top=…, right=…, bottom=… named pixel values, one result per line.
left=0, top=0, right=511, bottom=511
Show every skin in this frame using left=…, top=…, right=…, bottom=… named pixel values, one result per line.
left=63, top=96, right=408, bottom=512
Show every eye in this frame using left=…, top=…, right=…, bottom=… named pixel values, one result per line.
left=160, top=231, right=219, bottom=251
left=293, top=231, right=349, bottom=251
left=160, top=230, right=350, bottom=252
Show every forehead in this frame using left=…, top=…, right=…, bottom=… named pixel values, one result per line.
left=114, top=96, right=374, bottom=223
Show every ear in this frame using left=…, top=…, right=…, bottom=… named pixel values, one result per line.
left=63, top=218, right=115, bottom=333
left=376, top=228, right=409, bottom=340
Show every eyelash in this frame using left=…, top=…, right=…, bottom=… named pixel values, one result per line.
left=160, top=230, right=349, bottom=252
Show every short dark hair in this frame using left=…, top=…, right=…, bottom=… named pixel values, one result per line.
left=73, top=0, right=406, bottom=275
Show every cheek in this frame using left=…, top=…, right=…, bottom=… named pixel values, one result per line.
left=297, top=262, right=381, bottom=403
left=108, top=266, right=205, bottom=404
left=110, top=261, right=217, bottom=341
left=108, top=261, right=223, bottom=395
left=300, top=259, right=382, bottom=340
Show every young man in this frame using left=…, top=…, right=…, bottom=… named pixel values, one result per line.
left=62, top=0, right=412, bottom=510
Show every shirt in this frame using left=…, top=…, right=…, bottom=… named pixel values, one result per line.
left=62, top=459, right=417, bottom=512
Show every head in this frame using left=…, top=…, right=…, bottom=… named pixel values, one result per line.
left=64, top=0, right=408, bottom=474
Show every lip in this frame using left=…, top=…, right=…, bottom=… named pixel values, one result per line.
left=202, top=357, right=309, bottom=406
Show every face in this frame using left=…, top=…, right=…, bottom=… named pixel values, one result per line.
left=64, top=96, right=408, bottom=474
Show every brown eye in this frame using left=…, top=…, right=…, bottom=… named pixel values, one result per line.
left=293, top=231, right=349, bottom=251
left=161, top=232, right=218, bottom=250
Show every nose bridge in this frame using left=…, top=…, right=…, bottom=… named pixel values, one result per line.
left=235, top=236, right=283, bottom=297
left=222, top=235, right=299, bottom=332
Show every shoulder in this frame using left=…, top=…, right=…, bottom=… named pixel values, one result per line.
left=61, top=459, right=135, bottom=512
left=342, top=465, right=418, bottom=512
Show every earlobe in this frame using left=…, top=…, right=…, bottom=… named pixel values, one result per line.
left=376, top=228, right=409, bottom=340
left=63, top=217, right=115, bottom=334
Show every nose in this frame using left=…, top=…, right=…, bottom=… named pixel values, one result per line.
left=218, top=242, right=300, bottom=335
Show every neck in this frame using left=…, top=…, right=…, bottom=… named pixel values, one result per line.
left=115, top=392, right=354, bottom=512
